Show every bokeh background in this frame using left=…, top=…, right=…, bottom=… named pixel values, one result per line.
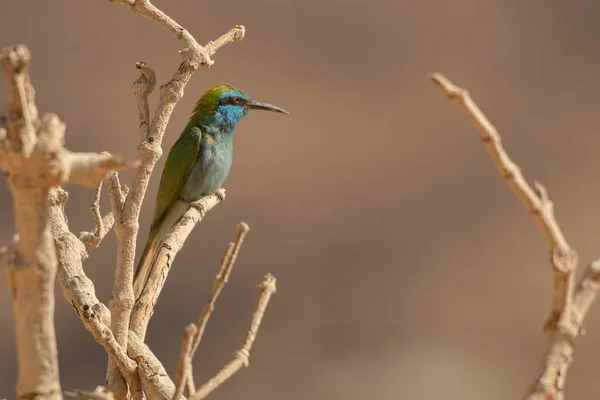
left=2, top=0, right=600, bottom=398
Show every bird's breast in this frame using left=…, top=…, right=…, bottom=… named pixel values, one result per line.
left=181, top=143, right=233, bottom=202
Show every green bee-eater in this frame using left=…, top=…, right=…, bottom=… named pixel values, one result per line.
left=133, top=84, right=288, bottom=299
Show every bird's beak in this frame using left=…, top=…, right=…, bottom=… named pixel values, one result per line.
left=246, top=100, right=290, bottom=115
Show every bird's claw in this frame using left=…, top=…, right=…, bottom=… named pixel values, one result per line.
left=190, top=201, right=206, bottom=216
left=214, top=189, right=225, bottom=203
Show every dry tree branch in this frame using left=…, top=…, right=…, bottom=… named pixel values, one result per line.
left=50, top=185, right=175, bottom=399
left=79, top=181, right=116, bottom=250
left=64, top=386, right=114, bottom=400
left=172, top=325, right=197, bottom=400
left=191, top=223, right=250, bottom=356
left=172, top=222, right=250, bottom=399
left=0, top=44, right=133, bottom=400
left=49, top=188, right=144, bottom=399
left=429, top=73, right=600, bottom=400
left=127, top=331, right=179, bottom=399
left=130, top=189, right=227, bottom=340
left=104, top=1, right=244, bottom=393
left=190, top=274, right=277, bottom=400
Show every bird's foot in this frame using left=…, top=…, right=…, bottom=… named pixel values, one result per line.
left=214, top=189, right=226, bottom=203
left=189, top=201, right=206, bottom=216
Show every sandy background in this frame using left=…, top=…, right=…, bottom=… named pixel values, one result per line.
left=2, top=0, right=600, bottom=398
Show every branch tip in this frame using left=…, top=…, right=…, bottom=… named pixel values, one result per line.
left=238, top=221, right=250, bottom=235
left=0, top=44, right=31, bottom=75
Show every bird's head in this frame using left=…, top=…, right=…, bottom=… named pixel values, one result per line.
left=193, top=84, right=289, bottom=130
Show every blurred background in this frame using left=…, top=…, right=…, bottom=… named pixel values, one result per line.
left=2, top=0, right=600, bottom=398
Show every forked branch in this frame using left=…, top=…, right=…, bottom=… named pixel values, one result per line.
left=430, top=73, right=600, bottom=400
left=0, top=44, right=134, bottom=400
left=104, top=0, right=245, bottom=394
left=168, top=223, right=277, bottom=400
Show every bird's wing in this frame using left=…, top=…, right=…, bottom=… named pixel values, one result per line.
left=150, top=126, right=202, bottom=232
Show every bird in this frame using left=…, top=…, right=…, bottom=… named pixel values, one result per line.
left=133, top=83, right=289, bottom=300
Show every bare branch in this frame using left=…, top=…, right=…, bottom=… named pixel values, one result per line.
left=191, top=222, right=250, bottom=356
left=65, top=386, right=114, bottom=400
left=127, top=331, right=179, bottom=400
left=572, top=260, right=600, bottom=327
left=191, top=274, right=277, bottom=400
left=79, top=182, right=114, bottom=250
left=172, top=325, right=197, bottom=400
left=63, top=150, right=137, bottom=187
left=170, top=223, right=249, bottom=398
left=49, top=188, right=143, bottom=400
left=129, top=189, right=226, bottom=339
left=105, top=171, right=127, bottom=223
left=79, top=212, right=115, bottom=251
left=429, top=73, right=589, bottom=399
left=430, top=73, right=579, bottom=328
left=0, top=43, right=132, bottom=400
left=105, top=2, right=244, bottom=393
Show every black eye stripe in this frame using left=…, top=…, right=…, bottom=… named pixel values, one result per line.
left=219, top=96, right=245, bottom=106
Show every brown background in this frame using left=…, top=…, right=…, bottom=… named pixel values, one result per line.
left=2, top=0, right=600, bottom=398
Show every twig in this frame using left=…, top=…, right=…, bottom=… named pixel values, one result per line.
left=429, top=73, right=587, bottom=400
left=171, top=223, right=250, bottom=398
left=79, top=182, right=113, bottom=250
left=105, top=1, right=244, bottom=393
left=1, top=44, right=133, bottom=400
left=65, top=386, right=114, bottom=400
left=172, top=325, right=197, bottom=400
left=129, top=189, right=227, bottom=339
left=190, top=274, right=277, bottom=400
left=105, top=171, right=127, bottom=222
left=572, top=260, right=600, bottom=327
left=191, top=223, right=250, bottom=356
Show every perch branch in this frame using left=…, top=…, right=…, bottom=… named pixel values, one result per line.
left=129, top=189, right=226, bottom=339
left=190, top=274, right=277, bottom=400
left=105, top=1, right=244, bottom=393
left=1, top=44, right=133, bottom=400
left=429, top=73, right=588, bottom=400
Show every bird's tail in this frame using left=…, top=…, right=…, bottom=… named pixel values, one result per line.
left=133, top=227, right=161, bottom=301
left=133, top=200, right=189, bottom=301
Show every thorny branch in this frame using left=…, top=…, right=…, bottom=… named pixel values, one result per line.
left=130, top=189, right=227, bottom=340
left=430, top=73, right=600, bottom=400
left=104, top=0, right=244, bottom=394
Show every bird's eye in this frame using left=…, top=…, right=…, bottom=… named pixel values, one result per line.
left=233, top=96, right=240, bottom=104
